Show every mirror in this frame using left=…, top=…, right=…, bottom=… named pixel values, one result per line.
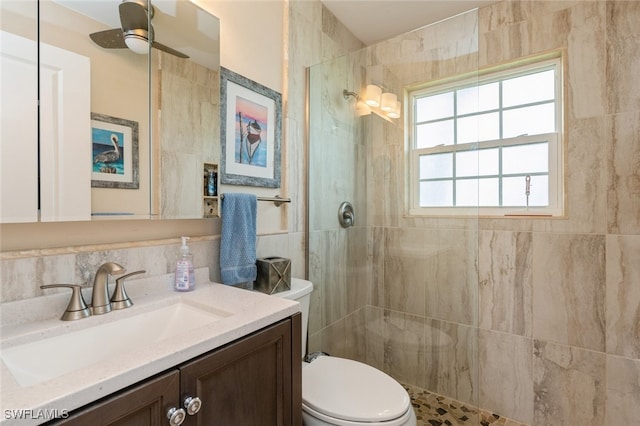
left=0, top=0, right=220, bottom=222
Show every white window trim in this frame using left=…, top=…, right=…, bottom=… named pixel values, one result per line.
left=407, top=57, right=564, bottom=218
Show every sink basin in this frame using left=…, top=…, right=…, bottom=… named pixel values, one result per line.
left=1, top=301, right=230, bottom=387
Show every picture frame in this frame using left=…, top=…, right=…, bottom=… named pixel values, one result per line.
left=220, top=67, right=282, bottom=188
left=90, top=113, right=139, bottom=189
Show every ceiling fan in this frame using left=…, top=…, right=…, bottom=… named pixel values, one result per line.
left=89, top=0, right=188, bottom=58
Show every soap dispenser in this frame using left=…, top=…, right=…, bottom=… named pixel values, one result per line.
left=175, top=236, right=195, bottom=291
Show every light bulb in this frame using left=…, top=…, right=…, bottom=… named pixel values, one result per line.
left=381, top=92, right=397, bottom=112
left=387, top=101, right=401, bottom=119
left=365, top=84, right=381, bottom=107
left=124, top=29, right=150, bottom=55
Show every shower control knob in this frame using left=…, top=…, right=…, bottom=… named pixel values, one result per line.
left=167, top=407, right=186, bottom=425
left=183, top=396, right=202, bottom=415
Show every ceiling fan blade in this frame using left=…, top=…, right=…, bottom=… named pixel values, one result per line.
left=89, top=28, right=126, bottom=49
left=119, top=1, right=149, bottom=32
left=152, top=41, right=189, bottom=59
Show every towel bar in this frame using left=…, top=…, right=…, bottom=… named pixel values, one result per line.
left=220, top=194, right=290, bottom=207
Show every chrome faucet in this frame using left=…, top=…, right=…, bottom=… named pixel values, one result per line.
left=91, top=262, right=126, bottom=315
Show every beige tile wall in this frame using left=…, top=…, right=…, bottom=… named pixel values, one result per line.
left=305, top=1, right=640, bottom=425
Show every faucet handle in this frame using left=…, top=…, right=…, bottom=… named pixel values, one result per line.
left=40, top=284, right=91, bottom=321
left=110, top=270, right=146, bottom=310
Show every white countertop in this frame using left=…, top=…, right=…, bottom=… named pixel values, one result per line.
left=0, top=269, right=300, bottom=425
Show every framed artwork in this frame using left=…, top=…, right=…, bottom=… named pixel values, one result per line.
left=220, top=67, right=282, bottom=188
left=90, top=113, right=139, bottom=189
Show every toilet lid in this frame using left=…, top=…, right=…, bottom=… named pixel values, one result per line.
left=302, top=356, right=410, bottom=422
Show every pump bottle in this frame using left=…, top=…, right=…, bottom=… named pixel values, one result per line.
left=175, top=236, right=195, bottom=291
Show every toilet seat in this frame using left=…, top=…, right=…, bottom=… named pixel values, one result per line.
left=302, top=356, right=411, bottom=424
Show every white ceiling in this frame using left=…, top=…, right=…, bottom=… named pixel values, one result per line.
left=321, top=0, right=496, bottom=45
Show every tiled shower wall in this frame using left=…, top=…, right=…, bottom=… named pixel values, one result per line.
left=306, top=1, right=640, bottom=425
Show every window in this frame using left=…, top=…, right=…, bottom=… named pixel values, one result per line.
left=408, top=57, right=563, bottom=216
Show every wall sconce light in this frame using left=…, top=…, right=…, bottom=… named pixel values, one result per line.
left=343, top=87, right=401, bottom=120
left=364, top=84, right=382, bottom=107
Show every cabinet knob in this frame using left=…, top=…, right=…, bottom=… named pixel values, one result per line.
left=183, top=396, right=202, bottom=415
left=166, top=407, right=186, bottom=425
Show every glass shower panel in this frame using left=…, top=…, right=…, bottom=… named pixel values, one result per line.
left=307, top=8, right=479, bottom=425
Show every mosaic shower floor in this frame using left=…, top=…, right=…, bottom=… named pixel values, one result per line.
left=402, top=383, right=527, bottom=426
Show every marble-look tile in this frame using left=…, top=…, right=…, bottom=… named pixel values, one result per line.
left=562, top=1, right=606, bottom=121
left=343, top=308, right=367, bottom=363
left=370, top=227, right=385, bottom=308
left=424, top=319, right=477, bottom=406
left=320, top=3, right=364, bottom=52
left=479, top=231, right=533, bottom=336
left=319, top=316, right=347, bottom=359
left=548, top=117, right=607, bottom=234
left=478, top=0, right=533, bottom=34
left=256, top=233, right=290, bottom=260
left=1, top=257, right=41, bottom=302
left=383, top=310, right=426, bottom=390
left=383, top=227, right=427, bottom=317
left=479, top=330, right=533, bottom=424
left=533, top=340, right=606, bottom=426
left=287, top=232, right=306, bottom=279
left=607, top=111, right=640, bottom=235
left=346, top=226, right=372, bottom=312
left=532, top=233, right=606, bottom=351
left=307, top=231, right=326, bottom=334
left=606, top=355, right=640, bottom=426
left=606, top=235, right=640, bottom=358
left=363, top=306, right=385, bottom=371
left=423, top=229, right=478, bottom=326
left=160, top=152, right=200, bottom=219
left=606, top=0, right=640, bottom=115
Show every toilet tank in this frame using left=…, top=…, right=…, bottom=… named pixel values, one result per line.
left=272, top=278, right=313, bottom=358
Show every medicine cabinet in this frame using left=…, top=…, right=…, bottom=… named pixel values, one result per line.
left=0, top=0, right=220, bottom=223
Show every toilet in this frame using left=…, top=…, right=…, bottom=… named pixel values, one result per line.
left=275, top=278, right=417, bottom=426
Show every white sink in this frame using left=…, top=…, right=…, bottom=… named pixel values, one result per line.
left=1, top=301, right=230, bottom=387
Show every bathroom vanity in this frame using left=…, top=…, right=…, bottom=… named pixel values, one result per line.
left=56, top=316, right=300, bottom=425
left=0, top=271, right=301, bottom=426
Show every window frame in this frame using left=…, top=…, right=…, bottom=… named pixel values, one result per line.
left=408, top=57, right=564, bottom=217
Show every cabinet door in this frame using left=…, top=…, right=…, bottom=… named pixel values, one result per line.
left=181, top=316, right=301, bottom=426
left=54, top=370, right=180, bottom=426
left=0, top=30, right=38, bottom=223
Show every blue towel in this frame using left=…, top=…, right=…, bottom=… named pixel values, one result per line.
left=220, top=193, right=257, bottom=285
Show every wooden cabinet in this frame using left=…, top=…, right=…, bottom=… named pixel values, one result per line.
left=52, top=315, right=301, bottom=426
left=54, top=371, right=180, bottom=426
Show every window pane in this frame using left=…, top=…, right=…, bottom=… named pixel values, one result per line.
left=416, top=92, right=454, bottom=122
left=503, top=69, right=555, bottom=107
left=503, top=175, right=549, bottom=206
left=479, top=178, right=500, bottom=206
left=456, top=179, right=478, bottom=206
left=420, top=153, right=453, bottom=179
left=416, top=120, right=454, bottom=148
left=457, top=82, right=499, bottom=115
left=478, top=148, right=499, bottom=176
left=456, top=151, right=478, bottom=177
left=456, top=178, right=500, bottom=206
left=420, top=180, right=453, bottom=206
left=457, top=112, right=500, bottom=144
left=503, top=103, right=555, bottom=138
left=502, top=142, right=548, bottom=174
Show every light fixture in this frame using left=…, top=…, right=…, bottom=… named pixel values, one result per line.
left=343, top=88, right=401, bottom=120
left=364, top=84, right=381, bottom=107
left=124, top=29, right=150, bottom=54
left=386, top=101, right=401, bottom=119
left=380, top=92, right=397, bottom=112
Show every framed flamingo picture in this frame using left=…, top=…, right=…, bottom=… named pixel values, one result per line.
left=90, top=113, right=139, bottom=189
left=220, top=67, right=282, bottom=188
